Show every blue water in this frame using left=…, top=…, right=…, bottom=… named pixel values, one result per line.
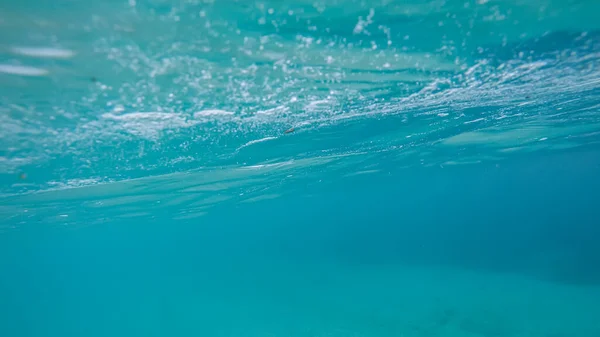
left=2, top=1, right=600, bottom=336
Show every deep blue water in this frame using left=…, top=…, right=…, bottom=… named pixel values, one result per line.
left=2, top=1, right=600, bottom=336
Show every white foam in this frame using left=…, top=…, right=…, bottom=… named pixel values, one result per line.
left=242, top=160, right=295, bottom=170
left=193, top=109, right=235, bottom=118
left=0, top=64, right=48, bottom=76
left=11, top=47, right=75, bottom=59
left=236, top=136, right=278, bottom=151
left=304, top=99, right=333, bottom=111
left=464, top=118, right=486, bottom=124
left=101, top=112, right=197, bottom=139
left=101, top=112, right=180, bottom=121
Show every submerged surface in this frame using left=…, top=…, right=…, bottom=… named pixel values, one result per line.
left=1, top=0, right=600, bottom=336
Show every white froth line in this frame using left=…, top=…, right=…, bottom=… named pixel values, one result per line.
left=305, top=99, right=332, bottom=109
left=101, top=112, right=183, bottom=121
left=194, top=109, right=235, bottom=118
left=0, top=64, right=48, bottom=76
left=242, top=160, right=294, bottom=170
left=464, top=117, right=485, bottom=124
left=102, top=110, right=236, bottom=123
left=236, top=136, right=278, bottom=151
left=11, top=47, right=75, bottom=59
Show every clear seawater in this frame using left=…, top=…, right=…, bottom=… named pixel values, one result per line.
left=1, top=0, right=600, bottom=336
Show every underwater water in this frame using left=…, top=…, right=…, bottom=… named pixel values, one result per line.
left=2, top=0, right=600, bottom=336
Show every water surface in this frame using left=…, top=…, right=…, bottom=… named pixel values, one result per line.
left=1, top=1, right=600, bottom=336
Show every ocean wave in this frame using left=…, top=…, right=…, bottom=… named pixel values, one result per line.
left=1, top=1, right=599, bottom=196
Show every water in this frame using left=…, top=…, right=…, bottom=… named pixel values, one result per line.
left=1, top=0, right=600, bottom=336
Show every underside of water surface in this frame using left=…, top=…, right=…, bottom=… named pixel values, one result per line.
left=1, top=1, right=600, bottom=337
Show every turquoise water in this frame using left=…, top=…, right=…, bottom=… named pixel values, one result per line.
left=2, top=0, right=600, bottom=336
